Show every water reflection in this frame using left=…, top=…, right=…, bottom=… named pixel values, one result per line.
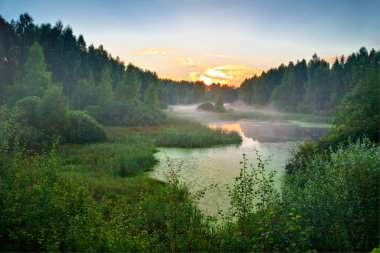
left=208, top=122, right=259, bottom=148
left=150, top=119, right=329, bottom=216
left=209, top=120, right=328, bottom=143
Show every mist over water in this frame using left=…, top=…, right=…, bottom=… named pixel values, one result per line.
left=150, top=104, right=329, bottom=216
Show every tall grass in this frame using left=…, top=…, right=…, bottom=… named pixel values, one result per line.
left=107, top=115, right=242, bottom=148
left=221, top=110, right=331, bottom=124
left=59, top=139, right=158, bottom=178
left=153, top=115, right=241, bottom=148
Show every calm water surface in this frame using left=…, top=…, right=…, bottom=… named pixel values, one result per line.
left=150, top=106, right=329, bottom=215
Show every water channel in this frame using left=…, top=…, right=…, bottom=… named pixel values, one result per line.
left=150, top=105, right=329, bottom=216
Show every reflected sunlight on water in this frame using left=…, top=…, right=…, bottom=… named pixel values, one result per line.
left=151, top=109, right=329, bottom=216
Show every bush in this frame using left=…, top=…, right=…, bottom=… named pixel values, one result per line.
left=89, top=100, right=166, bottom=127
left=15, top=96, right=41, bottom=127
left=63, top=111, right=107, bottom=144
left=197, top=102, right=215, bottom=111
left=296, top=103, right=312, bottom=114
left=0, top=153, right=104, bottom=251
left=283, top=139, right=380, bottom=252
left=285, top=125, right=369, bottom=174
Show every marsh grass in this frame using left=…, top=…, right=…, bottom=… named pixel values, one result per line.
left=59, top=141, right=158, bottom=178
left=220, top=110, right=331, bottom=124
left=152, top=115, right=241, bottom=148
left=107, top=114, right=242, bottom=148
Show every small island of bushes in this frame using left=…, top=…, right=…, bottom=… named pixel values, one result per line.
left=197, top=95, right=226, bottom=113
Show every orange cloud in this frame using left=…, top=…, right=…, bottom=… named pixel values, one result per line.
left=189, top=64, right=259, bottom=87
left=130, top=48, right=259, bottom=86
left=176, top=56, right=200, bottom=67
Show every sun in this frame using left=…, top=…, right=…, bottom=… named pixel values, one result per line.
left=199, top=74, right=213, bottom=85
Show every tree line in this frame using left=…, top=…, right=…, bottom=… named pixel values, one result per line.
left=0, top=13, right=237, bottom=111
left=239, top=47, right=379, bottom=114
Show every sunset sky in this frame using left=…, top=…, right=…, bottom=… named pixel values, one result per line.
left=2, top=0, right=379, bottom=87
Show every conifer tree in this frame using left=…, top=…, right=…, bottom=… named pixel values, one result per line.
left=144, top=83, right=159, bottom=109
left=10, top=41, right=52, bottom=102
left=96, top=65, right=113, bottom=106
left=215, top=95, right=226, bottom=112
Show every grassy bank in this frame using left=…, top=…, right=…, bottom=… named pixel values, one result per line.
left=219, top=110, right=332, bottom=124
left=107, top=114, right=242, bottom=148
left=152, top=115, right=241, bottom=148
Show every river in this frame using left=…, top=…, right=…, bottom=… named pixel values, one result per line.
left=149, top=105, right=330, bottom=216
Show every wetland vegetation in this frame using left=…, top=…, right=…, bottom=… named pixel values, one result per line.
left=0, top=13, right=379, bottom=252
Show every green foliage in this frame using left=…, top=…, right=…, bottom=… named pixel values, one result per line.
left=270, top=60, right=307, bottom=111
left=286, top=65, right=379, bottom=174
left=153, top=116, right=241, bottom=148
left=90, top=100, right=166, bottom=127
left=334, top=66, right=379, bottom=141
left=0, top=105, right=20, bottom=152
left=1, top=13, right=379, bottom=253
left=8, top=41, right=52, bottom=103
left=72, top=72, right=97, bottom=109
left=219, top=152, right=312, bottom=252
left=197, top=102, right=215, bottom=111
left=96, top=65, right=114, bottom=106
left=228, top=153, right=278, bottom=221
left=305, top=54, right=330, bottom=111
left=283, top=139, right=380, bottom=252
left=60, top=138, right=157, bottom=178
left=0, top=104, right=54, bottom=151
left=115, top=70, right=141, bottom=101
left=15, top=96, right=41, bottom=127
left=36, top=85, right=67, bottom=136
left=197, top=95, right=226, bottom=112
left=0, top=152, right=104, bottom=252
left=144, top=83, right=159, bottom=109
left=63, top=110, right=107, bottom=144
left=2, top=89, right=107, bottom=150
left=215, top=95, right=226, bottom=112
left=240, top=48, right=379, bottom=114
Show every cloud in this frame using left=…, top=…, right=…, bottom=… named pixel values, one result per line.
left=131, top=49, right=258, bottom=87
left=176, top=57, right=200, bottom=67
left=189, top=64, right=259, bottom=86
left=134, top=48, right=181, bottom=56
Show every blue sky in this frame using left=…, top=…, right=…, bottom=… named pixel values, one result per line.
left=2, top=0, right=379, bottom=86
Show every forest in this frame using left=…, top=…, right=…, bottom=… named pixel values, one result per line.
left=0, top=13, right=379, bottom=252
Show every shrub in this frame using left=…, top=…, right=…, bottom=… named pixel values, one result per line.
left=36, top=85, right=67, bottom=136
left=283, top=139, right=380, bottom=252
left=0, top=153, right=104, bottom=251
left=197, top=102, right=215, bottom=111
left=15, top=96, right=41, bottom=127
left=220, top=152, right=312, bottom=252
left=63, top=111, right=107, bottom=144
left=296, top=103, right=312, bottom=114
left=285, top=125, right=369, bottom=174
left=93, top=100, right=166, bottom=127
